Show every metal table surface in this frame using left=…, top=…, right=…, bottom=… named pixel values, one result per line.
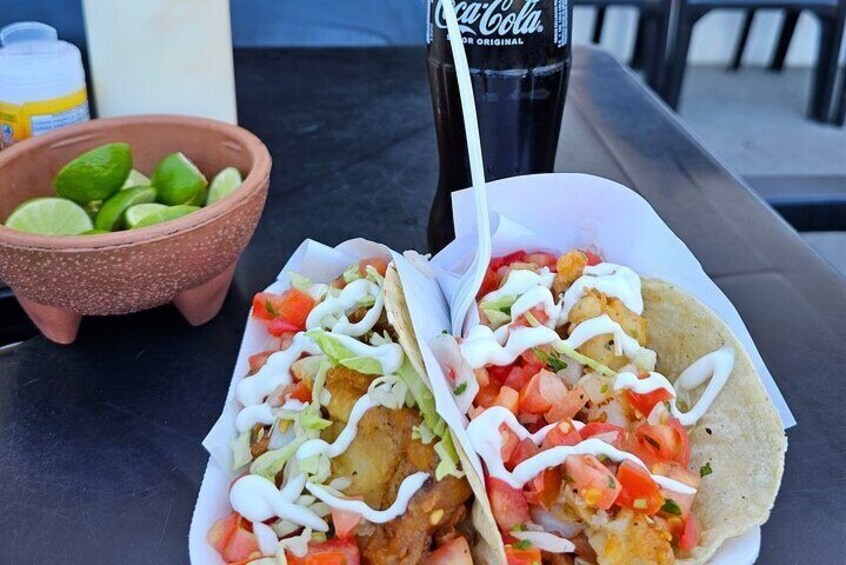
left=1, top=46, right=843, bottom=564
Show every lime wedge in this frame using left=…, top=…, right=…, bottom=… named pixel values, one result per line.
left=94, top=185, right=157, bottom=231
left=82, top=229, right=110, bottom=235
left=54, top=142, right=132, bottom=204
left=4, top=197, right=94, bottom=235
left=125, top=203, right=168, bottom=229
left=131, top=204, right=200, bottom=229
left=152, top=152, right=208, bottom=206
left=207, top=167, right=243, bottom=205
left=121, top=168, right=151, bottom=190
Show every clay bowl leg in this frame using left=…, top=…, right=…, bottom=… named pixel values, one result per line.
left=173, top=260, right=239, bottom=326
left=15, top=293, right=82, bottom=345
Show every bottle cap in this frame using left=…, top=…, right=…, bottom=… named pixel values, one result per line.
left=1, top=22, right=59, bottom=46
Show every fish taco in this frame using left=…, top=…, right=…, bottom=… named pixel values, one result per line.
left=431, top=249, right=786, bottom=564
left=204, top=254, right=481, bottom=565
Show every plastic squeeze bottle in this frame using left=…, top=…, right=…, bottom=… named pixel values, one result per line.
left=0, top=22, right=90, bottom=149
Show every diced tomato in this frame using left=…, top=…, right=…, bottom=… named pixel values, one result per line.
left=614, top=460, right=664, bottom=514
left=635, top=422, right=690, bottom=467
left=580, top=422, right=625, bottom=447
left=500, top=424, right=520, bottom=462
left=268, top=317, right=301, bottom=337
left=490, top=251, right=527, bottom=271
left=505, top=545, right=543, bottom=565
left=584, top=250, right=602, bottom=266
left=678, top=513, right=701, bottom=551
left=252, top=292, right=280, bottom=320
left=423, top=536, right=472, bottom=565
left=474, top=367, right=490, bottom=387
left=527, top=466, right=563, bottom=510
left=503, top=363, right=541, bottom=392
left=287, top=538, right=360, bottom=565
left=508, top=438, right=540, bottom=469
left=626, top=388, right=673, bottom=418
left=523, top=252, right=557, bottom=268
left=487, top=364, right=513, bottom=386
left=332, top=503, right=362, bottom=539
left=208, top=513, right=260, bottom=563
left=518, top=371, right=553, bottom=414
left=510, top=305, right=550, bottom=329
left=493, top=386, right=519, bottom=414
left=487, top=476, right=530, bottom=532
left=475, top=381, right=502, bottom=408
left=248, top=350, right=276, bottom=373
left=545, top=386, right=589, bottom=423
left=565, top=454, right=622, bottom=510
left=358, top=257, right=389, bottom=278
left=667, top=417, right=691, bottom=467
left=221, top=525, right=260, bottom=563
left=207, top=512, right=239, bottom=554
left=542, top=419, right=582, bottom=449
left=477, top=267, right=499, bottom=300
left=252, top=289, right=315, bottom=329
left=282, top=380, right=312, bottom=403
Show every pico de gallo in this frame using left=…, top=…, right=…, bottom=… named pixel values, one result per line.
left=432, top=249, right=735, bottom=564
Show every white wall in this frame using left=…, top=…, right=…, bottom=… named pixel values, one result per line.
left=574, top=7, right=835, bottom=66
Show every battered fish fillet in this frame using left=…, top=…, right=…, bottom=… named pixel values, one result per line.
left=322, top=367, right=474, bottom=564
left=587, top=509, right=675, bottom=565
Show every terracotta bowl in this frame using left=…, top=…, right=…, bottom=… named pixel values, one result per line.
left=0, top=115, right=271, bottom=344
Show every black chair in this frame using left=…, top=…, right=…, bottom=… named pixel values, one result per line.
left=836, top=67, right=846, bottom=124
left=729, top=8, right=802, bottom=71
left=575, top=0, right=673, bottom=90
left=663, top=0, right=846, bottom=122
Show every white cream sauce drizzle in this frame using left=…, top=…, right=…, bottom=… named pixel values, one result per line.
left=481, top=267, right=554, bottom=303
left=614, top=347, right=735, bottom=426
left=305, top=278, right=383, bottom=337
left=565, top=315, right=645, bottom=358
left=559, top=263, right=643, bottom=322
left=296, top=395, right=376, bottom=460
left=236, top=334, right=323, bottom=407
left=306, top=472, right=430, bottom=524
left=229, top=474, right=328, bottom=531
left=321, top=332, right=404, bottom=375
left=467, top=407, right=695, bottom=495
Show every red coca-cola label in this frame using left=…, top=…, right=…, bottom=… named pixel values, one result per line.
left=427, top=0, right=569, bottom=47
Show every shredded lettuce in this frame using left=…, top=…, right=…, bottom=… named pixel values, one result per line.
left=368, top=375, right=408, bottom=410
left=342, top=263, right=362, bottom=283
left=291, top=355, right=324, bottom=386
left=412, top=423, right=435, bottom=444
left=364, top=265, right=384, bottom=285
left=300, top=453, right=331, bottom=483
left=230, top=430, right=253, bottom=470
left=479, top=294, right=517, bottom=313
left=553, top=341, right=617, bottom=378
left=306, top=330, right=383, bottom=375
left=434, top=434, right=464, bottom=480
left=250, top=435, right=308, bottom=479
left=286, top=270, right=312, bottom=293
left=356, top=295, right=376, bottom=308
left=482, top=308, right=511, bottom=329
left=369, top=331, right=394, bottom=346
left=395, top=357, right=442, bottom=435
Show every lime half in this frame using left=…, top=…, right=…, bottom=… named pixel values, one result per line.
left=152, top=152, right=208, bottom=206
left=125, top=203, right=168, bottom=229
left=4, top=197, right=94, bottom=235
left=207, top=167, right=243, bottom=205
left=82, top=229, right=110, bottom=235
left=54, top=142, right=132, bottom=204
left=94, top=185, right=157, bottom=231
left=131, top=204, right=200, bottom=229
left=121, top=168, right=151, bottom=190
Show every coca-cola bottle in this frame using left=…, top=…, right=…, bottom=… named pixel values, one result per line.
left=426, top=0, right=573, bottom=252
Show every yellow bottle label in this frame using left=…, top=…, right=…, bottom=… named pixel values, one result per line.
left=0, top=88, right=89, bottom=148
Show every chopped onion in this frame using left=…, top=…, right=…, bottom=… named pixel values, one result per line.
left=429, top=333, right=480, bottom=414
left=558, top=360, right=584, bottom=388
left=252, top=521, right=278, bottom=556
left=512, top=530, right=575, bottom=553
left=648, top=401, right=669, bottom=425
left=530, top=508, right=585, bottom=538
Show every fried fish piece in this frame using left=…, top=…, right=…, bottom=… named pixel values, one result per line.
left=321, top=366, right=473, bottom=564
left=586, top=509, right=675, bottom=565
